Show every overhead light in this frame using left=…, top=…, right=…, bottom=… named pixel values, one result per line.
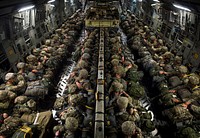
left=48, top=0, right=55, bottom=3
left=151, top=3, right=161, bottom=6
left=50, top=4, right=55, bottom=7
left=18, top=5, right=35, bottom=12
left=153, top=0, right=160, bottom=2
left=173, top=4, right=191, bottom=12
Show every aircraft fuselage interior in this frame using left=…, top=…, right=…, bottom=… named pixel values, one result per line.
left=0, top=0, right=200, bottom=138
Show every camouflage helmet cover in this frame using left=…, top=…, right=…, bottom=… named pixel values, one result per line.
left=111, top=54, right=120, bottom=60
left=150, top=36, right=156, bottom=41
left=114, top=65, right=125, bottom=76
left=68, top=84, right=77, bottom=94
left=26, top=54, right=37, bottom=62
left=17, top=62, right=26, bottom=69
left=189, top=75, right=200, bottom=85
left=117, top=96, right=129, bottom=109
left=111, top=59, right=119, bottom=67
left=45, top=39, right=51, bottom=46
left=65, top=117, right=78, bottom=131
left=178, top=65, right=188, bottom=74
left=112, top=81, right=124, bottom=92
left=5, top=72, right=16, bottom=81
left=78, top=69, right=88, bottom=79
left=81, top=53, right=91, bottom=60
left=121, top=121, right=136, bottom=136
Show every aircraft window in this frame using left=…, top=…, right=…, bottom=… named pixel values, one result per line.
left=13, top=17, right=23, bottom=34
left=17, top=44, right=23, bottom=55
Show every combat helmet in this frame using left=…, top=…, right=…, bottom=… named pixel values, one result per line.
left=81, top=53, right=91, bottom=60
left=77, top=60, right=88, bottom=69
left=16, top=62, right=26, bottom=69
left=111, top=59, right=119, bottom=67
left=117, top=96, right=129, bottom=110
left=150, top=35, right=156, bottom=41
left=5, top=72, right=16, bottom=81
left=178, top=65, right=188, bottom=74
left=32, top=48, right=41, bottom=56
left=68, top=94, right=84, bottom=106
left=83, top=48, right=91, bottom=54
left=114, top=65, right=125, bottom=77
left=45, top=39, right=51, bottom=46
left=158, top=39, right=163, bottom=45
left=65, top=117, right=78, bottom=132
left=68, top=84, right=77, bottom=94
left=26, top=54, right=37, bottom=63
left=111, top=54, right=120, bottom=60
left=189, top=74, right=200, bottom=85
left=78, top=69, right=88, bottom=79
left=121, top=121, right=136, bottom=136
left=111, top=81, right=124, bottom=92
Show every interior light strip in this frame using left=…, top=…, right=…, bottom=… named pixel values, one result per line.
left=173, top=3, right=191, bottom=12
left=18, top=5, right=35, bottom=12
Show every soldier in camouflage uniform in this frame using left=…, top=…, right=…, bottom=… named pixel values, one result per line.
left=63, top=117, right=79, bottom=138
left=182, top=88, right=200, bottom=118
left=82, top=105, right=94, bottom=138
left=0, top=90, right=16, bottom=110
left=4, top=72, right=26, bottom=95
left=26, top=54, right=44, bottom=80
left=115, top=97, right=137, bottom=129
left=53, top=125, right=65, bottom=138
left=13, top=96, right=36, bottom=115
left=16, top=62, right=27, bottom=76
left=0, top=115, right=22, bottom=137
left=121, top=121, right=143, bottom=138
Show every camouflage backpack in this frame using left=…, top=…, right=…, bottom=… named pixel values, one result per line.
left=168, top=76, right=182, bottom=88
left=126, top=68, right=143, bottom=82
left=0, top=117, right=22, bottom=137
left=128, top=81, right=145, bottom=99
left=24, top=80, right=48, bottom=98
left=177, top=127, right=197, bottom=138
left=11, top=125, right=34, bottom=138
left=164, top=104, right=193, bottom=123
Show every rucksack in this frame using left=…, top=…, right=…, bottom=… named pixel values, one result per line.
left=168, top=76, right=182, bottom=88
left=21, top=111, right=52, bottom=138
left=128, top=81, right=145, bottom=99
left=12, top=125, right=33, bottom=138
left=24, top=80, right=48, bottom=98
